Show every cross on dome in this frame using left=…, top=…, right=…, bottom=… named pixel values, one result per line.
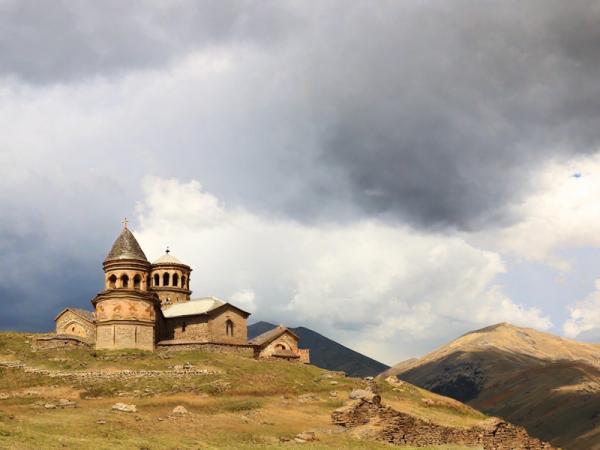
left=121, top=217, right=129, bottom=229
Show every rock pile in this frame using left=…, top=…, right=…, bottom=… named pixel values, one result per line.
left=332, top=388, right=556, bottom=449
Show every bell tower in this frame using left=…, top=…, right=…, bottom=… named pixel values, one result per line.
left=91, top=220, right=160, bottom=350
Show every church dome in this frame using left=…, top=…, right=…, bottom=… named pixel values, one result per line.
left=104, top=228, right=148, bottom=263
left=153, top=253, right=183, bottom=265
left=152, top=248, right=189, bottom=267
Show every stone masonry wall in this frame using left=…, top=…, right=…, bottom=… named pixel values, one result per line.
left=34, top=337, right=91, bottom=350
left=298, top=348, right=310, bottom=364
left=207, top=307, right=247, bottom=344
left=96, top=323, right=154, bottom=351
left=332, top=389, right=556, bottom=450
left=163, top=316, right=209, bottom=341
left=157, top=342, right=254, bottom=357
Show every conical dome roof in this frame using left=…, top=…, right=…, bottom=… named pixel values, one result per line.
left=104, top=228, right=148, bottom=263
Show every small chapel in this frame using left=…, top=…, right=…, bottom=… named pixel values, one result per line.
left=42, top=222, right=309, bottom=363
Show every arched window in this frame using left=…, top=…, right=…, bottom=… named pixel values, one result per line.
left=173, top=273, right=179, bottom=287
left=163, top=272, right=170, bottom=287
left=181, top=275, right=187, bottom=289
left=275, top=343, right=286, bottom=351
left=133, top=274, right=141, bottom=289
left=153, top=274, right=160, bottom=286
left=182, top=321, right=187, bottom=332
left=120, top=274, right=129, bottom=288
left=225, top=319, right=234, bottom=337
left=108, top=275, right=117, bottom=289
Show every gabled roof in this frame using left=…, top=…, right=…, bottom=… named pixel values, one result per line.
left=162, top=297, right=250, bottom=319
left=104, top=228, right=148, bottom=263
left=248, top=325, right=298, bottom=347
left=54, top=307, right=95, bottom=323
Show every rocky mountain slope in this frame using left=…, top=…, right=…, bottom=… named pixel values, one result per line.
left=382, top=322, right=600, bottom=449
left=248, top=321, right=389, bottom=377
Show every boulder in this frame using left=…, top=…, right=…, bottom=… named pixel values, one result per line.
left=349, top=389, right=381, bottom=405
left=112, top=402, right=137, bottom=413
left=171, top=405, right=189, bottom=416
left=294, top=431, right=318, bottom=443
left=58, top=399, right=77, bottom=408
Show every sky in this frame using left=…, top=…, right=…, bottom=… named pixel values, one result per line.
left=2, top=0, right=600, bottom=365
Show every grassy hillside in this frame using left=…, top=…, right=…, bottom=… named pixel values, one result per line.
left=383, top=322, right=600, bottom=449
left=0, top=332, right=482, bottom=449
left=248, top=321, right=389, bottom=377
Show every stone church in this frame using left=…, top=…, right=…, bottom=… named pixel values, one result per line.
left=45, top=223, right=309, bottom=363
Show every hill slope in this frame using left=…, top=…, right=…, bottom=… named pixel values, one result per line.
left=248, top=321, right=389, bottom=377
left=0, top=331, right=501, bottom=449
left=383, top=322, right=600, bottom=449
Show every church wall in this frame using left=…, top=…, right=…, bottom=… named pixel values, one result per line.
left=162, top=316, right=209, bottom=341
left=154, top=290, right=189, bottom=307
left=96, top=324, right=114, bottom=349
left=207, top=307, right=248, bottom=344
left=55, top=311, right=95, bottom=341
left=95, top=323, right=155, bottom=351
left=95, top=298, right=156, bottom=323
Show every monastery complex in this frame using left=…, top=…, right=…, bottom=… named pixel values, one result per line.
left=40, top=223, right=309, bottom=363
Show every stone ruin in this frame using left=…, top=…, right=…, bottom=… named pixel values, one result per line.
left=331, top=386, right=557, bottom=449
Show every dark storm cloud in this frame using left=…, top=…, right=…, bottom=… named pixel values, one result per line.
left=2, top=0, right=600, bottom=332
left=300, top=0, right=600, bottom=229
left=3, top=1, right=600, bottom=229
left=0, top=0, right=295, bottom=83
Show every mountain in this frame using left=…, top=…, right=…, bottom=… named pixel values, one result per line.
left=248, top=321, right=389, bottom=377
left=382, top=322, right=600, bottom=449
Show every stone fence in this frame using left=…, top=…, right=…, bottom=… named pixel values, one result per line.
left=0, top=360, right=219, bottom=381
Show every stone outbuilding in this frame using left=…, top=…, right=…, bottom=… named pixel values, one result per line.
left=54, top=308, right=96, bottom=342
left=249, top=325, right=310, bottom=363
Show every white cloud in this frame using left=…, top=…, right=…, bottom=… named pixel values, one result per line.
left=470, top=153, right=600, bottom=270
left=134, top=176, right=551, bottom=364
left=564, top=279, right=600, bottom=339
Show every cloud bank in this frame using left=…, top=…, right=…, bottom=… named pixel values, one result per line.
left=135, top=177, right=551, bottom=363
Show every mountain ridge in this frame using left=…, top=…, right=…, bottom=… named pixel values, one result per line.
left=383, top=322, right=600, bottom=449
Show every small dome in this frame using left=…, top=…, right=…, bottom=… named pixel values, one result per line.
left=104, top=228, right=148, bottom=263
left=153, top=249, right=186, bottom=265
